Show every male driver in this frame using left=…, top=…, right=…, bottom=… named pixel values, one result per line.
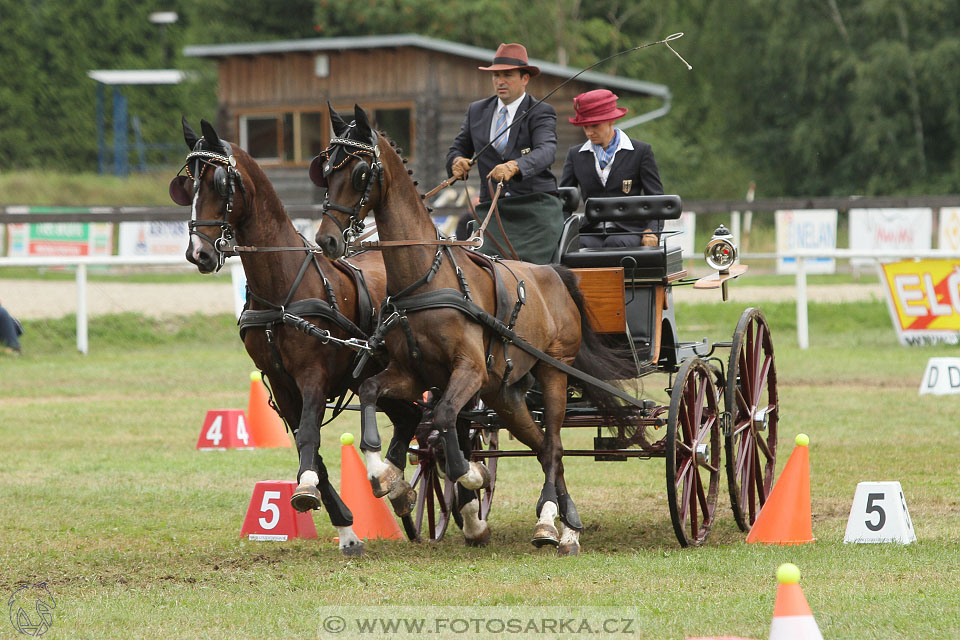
left=446, top=43, right=564, bottom=264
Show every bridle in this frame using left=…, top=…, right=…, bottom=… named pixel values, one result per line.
left=172, top=142, right=247, bottom=272
left=315, top=126, right=382, bottom=246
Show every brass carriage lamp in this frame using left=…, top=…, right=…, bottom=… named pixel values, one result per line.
left=704, top=225, right=738, bottom=300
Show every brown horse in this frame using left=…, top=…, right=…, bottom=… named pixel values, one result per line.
left=172, top=118, right=424, bottom=555
left=313, top=105, right=635, bottom=555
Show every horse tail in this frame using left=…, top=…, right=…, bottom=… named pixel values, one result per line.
left=550, top=264, right=640, bottom=429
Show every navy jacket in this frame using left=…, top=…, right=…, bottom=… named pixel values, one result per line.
left=560, top=138, right=664, bottom=233
left=446, top=94, right=559, bottom=202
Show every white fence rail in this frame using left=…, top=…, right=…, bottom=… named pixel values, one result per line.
left=0, top=255, right=235, bottom=354
left=3, top=250, right=960, bottom=353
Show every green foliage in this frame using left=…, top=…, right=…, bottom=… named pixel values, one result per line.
left=1, top=0, right=959, bottom=198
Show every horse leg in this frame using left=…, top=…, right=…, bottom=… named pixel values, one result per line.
left=376, top=398, right=422, bottom=516
left=313, top=453, right=364, bottom=556
left=483, top=378, right=564, bottom=548
left=291, top=385, right=328, bottom=512
left=357, top=367, right=421, bottom=499
left=433, top=363, right=489, bottom=490
left=537, top=363, right=581, bottom=556
left=455, top=419, right=490, bottom=546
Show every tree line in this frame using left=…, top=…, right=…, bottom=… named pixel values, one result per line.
left=1, top=0, right=957, bottom=199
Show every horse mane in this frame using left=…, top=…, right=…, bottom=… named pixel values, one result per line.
left=227, top=142, right=288, bottom=221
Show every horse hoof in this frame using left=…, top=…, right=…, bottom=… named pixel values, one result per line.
left=388, top=481, right=417, bottom=517
left=370, top=463, right=402, bottom=498
left=557, top=542, right=581, bottom=557
left=465, top=525, right=491, bottom=547
left=340, top=541, right=364, bottom=557
left=456, top=462, right=490, bottom=491
left=531, top=523, right=559, bottom=548
left=290, top=485, right=321, bottom=512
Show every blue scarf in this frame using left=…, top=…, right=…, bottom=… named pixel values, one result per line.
left=592, top=129, right=620, bottom=169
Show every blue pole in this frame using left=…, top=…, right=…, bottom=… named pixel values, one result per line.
left=113, top=88, right=129, bottom=177
left=96, top=83, right=105, bottom=174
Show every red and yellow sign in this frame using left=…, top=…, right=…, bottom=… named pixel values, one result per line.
left=880, top=259, right=960, bottom=345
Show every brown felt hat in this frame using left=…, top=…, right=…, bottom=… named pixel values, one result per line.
left=478, top=43, right=540, bottom=77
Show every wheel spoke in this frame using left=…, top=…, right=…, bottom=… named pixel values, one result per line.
left=689, top=469, right=700, bottom=536
left=756, top=431, right=773, bottom=461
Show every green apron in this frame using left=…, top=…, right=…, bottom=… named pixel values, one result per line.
left=478, top=192, right=564, bottom=264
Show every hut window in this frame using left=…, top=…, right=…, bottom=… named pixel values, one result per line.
left=240, top=115, right=282, bottom=162
left=372, top=108, right=412, bottom=158
left=300, top=112, right=326, bottom=160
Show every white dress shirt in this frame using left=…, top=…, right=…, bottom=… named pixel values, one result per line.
left=489, top=93, right=527, bottom=145
left=578, top=128, right=634, bottom=186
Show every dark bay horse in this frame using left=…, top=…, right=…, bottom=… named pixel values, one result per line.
left=172, top=118, right=424, bottom=555
left=313, top=105, right=635, bottom=555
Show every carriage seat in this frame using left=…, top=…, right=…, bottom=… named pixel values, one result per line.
left=557, top=186, right=580, bottom=215
left=558, top=195, right=684, bottom=279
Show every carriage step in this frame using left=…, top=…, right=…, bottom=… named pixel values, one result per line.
left=593, top=436, right=629, bottom=462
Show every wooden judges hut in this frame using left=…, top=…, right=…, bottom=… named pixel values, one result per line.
left=184, top=34, right=671, bottom=204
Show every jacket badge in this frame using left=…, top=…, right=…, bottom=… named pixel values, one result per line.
left=622, top=179, right=633, bottom=194
left=520, top=148, right=531, bottom=155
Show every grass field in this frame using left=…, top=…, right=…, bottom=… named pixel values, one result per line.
left=1, top=300, right=958, bottom=639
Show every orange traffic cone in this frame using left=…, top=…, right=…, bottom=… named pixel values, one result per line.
left=246, top=371, right=292, bottom=448
left=745, top=434, right=815, bottom=545
left=769, top=563, right=823, bottom=640
left=338, top=432, right=402, bottom=540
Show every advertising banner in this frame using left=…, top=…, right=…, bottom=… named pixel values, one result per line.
left=775, top=209, right=837, bottom=274
left=663, top=211, right=696, bottom=258
left=879, top=258, right=960, bottom=345
left=849, top=208, right=932, bottom=267
left=118, top=220, right=189, bottom=256
left=938, top=207, right=960, bottom=253
left=6, top=207, right=113, bottom=257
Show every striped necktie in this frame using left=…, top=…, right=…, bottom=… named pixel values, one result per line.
left=492, top=106, right=509, bottom=155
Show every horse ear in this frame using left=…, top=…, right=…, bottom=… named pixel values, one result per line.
left=199, top=119, right=222, bottom=150
left=353, top=104, right=373, bottom=141
left=329, top=102, right=348, bottom=137
left=182, top=116, right=200, bottom=150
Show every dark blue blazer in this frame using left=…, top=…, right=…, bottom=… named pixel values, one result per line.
left=560, top=139, right=664, bottom=233
left=446, top=94, right=559, bottom=202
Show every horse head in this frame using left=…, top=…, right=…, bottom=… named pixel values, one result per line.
left=311, top=104, right=384, bottom=259
left=171, top=117, right=252, bottom=273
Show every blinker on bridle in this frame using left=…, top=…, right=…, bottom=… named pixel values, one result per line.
left=316, top=128, right=382, bottom=245
left=173, top=145, right=246, bottom=271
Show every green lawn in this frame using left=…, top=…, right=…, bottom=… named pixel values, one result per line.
left=1, top=301, right=958, bottom=639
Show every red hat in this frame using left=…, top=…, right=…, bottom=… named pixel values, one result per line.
left=569, top=89, right=628, bottom=126
left=478, top=43, right=540, bottom=77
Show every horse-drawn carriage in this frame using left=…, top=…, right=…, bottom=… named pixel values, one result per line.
left=402, top=188, right=779, bottom=548
left=175, top=109, right=778, bottom=555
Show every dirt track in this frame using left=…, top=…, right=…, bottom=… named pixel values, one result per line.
left=1, top=279, right=885, bottom=320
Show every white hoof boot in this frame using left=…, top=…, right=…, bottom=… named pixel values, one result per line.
left=558, top=524, right=581, bottom=556
left=337, top=526, right=364, bottom=557
left=364, top=451, right=400, bottom=498
left=532, top=501, right=559, bottom=548
left=461, top=499, right=490, bottom=547
left=455, top=461, right=491, bottom=491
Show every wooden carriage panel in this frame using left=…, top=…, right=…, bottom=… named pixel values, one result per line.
left=571, top=268, right=626, bottom=334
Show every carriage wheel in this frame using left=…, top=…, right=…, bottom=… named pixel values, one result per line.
left=666, top=358, right=721, bottom=547
left=406, top=431, right=457, bottom=542
left=724, top=307, right=779, bottom=532
left=471, top=427, right=498, bottom=522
